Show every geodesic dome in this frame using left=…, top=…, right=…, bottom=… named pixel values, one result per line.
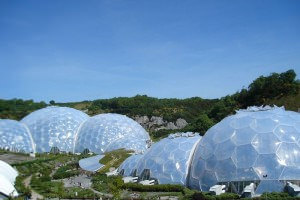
left=118, top=154, right=143, bottom=177
left=21, top=106, right=89, bottom=153
left=135, top=132, right=201, bottom=185
left=188, top=106, right=300, bottom=194
left=0, top=119, right=35, bottom=153
left=74, top=113, right=150, bottom=154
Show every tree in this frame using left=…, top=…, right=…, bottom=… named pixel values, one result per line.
left=49, top=100, right=55, bottom=105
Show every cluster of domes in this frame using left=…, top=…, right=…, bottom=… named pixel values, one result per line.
left=0, top=106, right=150, bottom=154
left=119, top=132, right=201, bottom=185
left=118, top=106, right=300, bottom=195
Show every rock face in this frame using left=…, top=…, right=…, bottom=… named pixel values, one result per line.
left=133, top=116, right=188, bottom=131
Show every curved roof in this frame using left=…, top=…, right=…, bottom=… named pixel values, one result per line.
left=0, top=119, right=35, bottom=153
left=135, top=132, right=201, bottom=185
left=0, top=160, right=18, bottom=197
left=74, top=113, right=150, bottom=154
left=0, top=160, right=18, bottom=184
left=0, top=174, right=18, bottom=197
left=118, top=154, right=143, bottom=176
left=21, top=106, right=89, bottom=152
left=188, top=106, right=300, bottom=192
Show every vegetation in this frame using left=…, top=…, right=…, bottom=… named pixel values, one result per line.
left=1, top=69, right=299, bottom=140
left=98, top=149, right=133, bottom=173
left=52, top=162, right=80, bottom=179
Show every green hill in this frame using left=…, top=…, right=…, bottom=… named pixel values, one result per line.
left=1, top=69, right=299, bottom=139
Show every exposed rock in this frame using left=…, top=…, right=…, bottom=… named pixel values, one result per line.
left=133, top=115, right=188, bottom=131
left=166, top=122, right=178, bottom=130
left=150, top=116, right=165, bottom=126
left=134, top=116, right=149, bottom=124
left=176, top=118, right=188, bottom=129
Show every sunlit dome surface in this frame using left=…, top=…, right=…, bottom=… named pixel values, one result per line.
left=0, top=119, right=35, bottom=153
left=136, top=132, right=201, bottom=185
left=188, top=106, right=300, bottom=193
left=118, top=154, right=143, bottom=177
left=74, top=113, right=150, bottom=154
left=21, top=106, right=89, bottom=153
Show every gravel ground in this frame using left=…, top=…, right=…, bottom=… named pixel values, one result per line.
left=0, top=153, right=35, bottom=164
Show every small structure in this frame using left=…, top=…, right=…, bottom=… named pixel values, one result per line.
left=241, top=183, right=255, bottom=198
left=139, top=180, right=155, bottom=185
left=209, top=185, right=226, bottom=195
left=122, top=176, right=138, bottom=183
left=78, top=154, right=104, bottom=172
left=286, top=182, right=300, bottom=197
left=106, top=169, right=119, bottom=177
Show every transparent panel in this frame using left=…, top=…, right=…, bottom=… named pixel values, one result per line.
left=236, top=168, right=259, bottom=181
left=233, top=144, right=258, bottom=168
left=200, top=170, right=218, bottom=191
left=230, top=116, right=253, bottom=129
left=280, top=167, right=300, bottom=180
left=276, top=142, right=300, bottom=166
left=252, top=132, right=281, bottom=154
left=274, top=125, right=299, bottom=143
left=255, top=180, right=284, bottom=194
left=250, top=118, right=278, bottom=133
left=215, top=158, right=236, bottom=182
left=232, top=127, right=257, bottom=145
left=254, top=154, right=284, bottom=180
left=214, top=139, right=235, bottom=160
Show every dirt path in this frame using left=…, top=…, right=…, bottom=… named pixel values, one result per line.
left=23, top=175, right=44, bottom=200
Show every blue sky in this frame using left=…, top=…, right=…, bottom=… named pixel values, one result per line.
left=0, top=0, right=299, bottom=102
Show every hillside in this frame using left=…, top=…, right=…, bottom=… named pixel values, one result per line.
left=1, top=69, right=299, bottom=139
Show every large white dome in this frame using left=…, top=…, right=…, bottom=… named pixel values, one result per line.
left=21, top=106, right=89, bottom=153
left=74, top=113, right=150, bottom=154
left=188, top=106, right=300, bottom=194
left=0, top=119, right=35, bottom=153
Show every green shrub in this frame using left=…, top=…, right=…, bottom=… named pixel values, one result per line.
left=122, top=183, right=185, bottom=192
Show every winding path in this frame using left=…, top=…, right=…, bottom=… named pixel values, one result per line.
left=23, top=175, right=44, bottom=200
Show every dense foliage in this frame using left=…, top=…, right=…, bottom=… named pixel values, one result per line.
left=1, top=69, right=299, bottom=139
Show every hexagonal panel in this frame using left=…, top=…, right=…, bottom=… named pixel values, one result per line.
left=276, top=142, right=300, bottom=166
left=279, top=166, right=300, bottom=180
left=214, top=139, right=235, bottom=160
left=233, top=144, right=258, bottom=168
left=215, top=158, right=236, bottom=182
left=255, top=180, right=285, bottom=194
left=253, top=154, right=284, bottom=180
left=252, top=132, right=281, bottom=154
left=274, top=125, right=299, bottom=143
left=250, top=118, right=278, bottom=133
left=230, top=116, right=253, bottom=129
left=200, top=170, right=218, bottom=191
left=232, top=127, right=257, bottom=145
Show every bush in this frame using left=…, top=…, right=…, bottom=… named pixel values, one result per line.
left=122, top=183, right=185, bottom=192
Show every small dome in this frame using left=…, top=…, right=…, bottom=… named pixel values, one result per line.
left=0, top=119, right=35, bottom=153
left=21, top=106, right=89, bottom=152
left=74, top=113, right=150, bottom=154
left=135, top=132, right=201, bottom=185
left=188, top=106, right=300, bottom=193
